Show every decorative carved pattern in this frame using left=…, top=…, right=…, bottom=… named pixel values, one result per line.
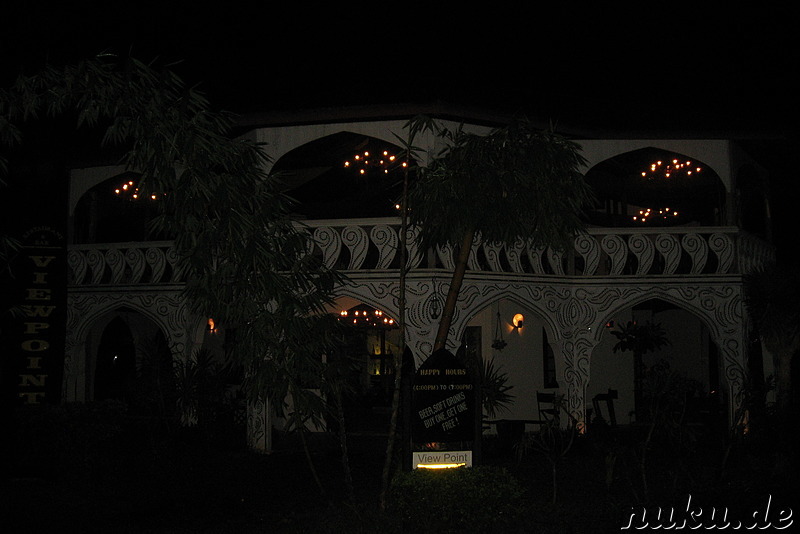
left=601, top=234, right=627, bottom=275
left=506, top=238, right=526, bottom=273
left=313, top=226, right=341, bottom=268
left=546, top=247, right=564, bottom=275
left=682, top=233, right=709, bottom=274
left=342, top=225, right=368, bottom=270
left=63, top=289, right=191, bottom=402
left=483, top=240, right=503, bottom=272
left=709, top=233, right=734, bottom=274
left=574, top=233, right=600, bottom=276
left=629, top=234, right=654, bottom=275
left=370, top=224, right=398, bottom=269
left=66, top=221, right=764, bottom=428
left=405, top=225, right=423, bottom=270
left=655, top=233, right=680, bottom=275
left=468, top=233, right=482, bottom=271
left=526, top=244, right=546, bottom=275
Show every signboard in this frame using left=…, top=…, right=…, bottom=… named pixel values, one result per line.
left=1, top=226, right=66, bottom=406
left=411, top=348, right=474, bottom=445
left=412, top=450, right=473, bottom=469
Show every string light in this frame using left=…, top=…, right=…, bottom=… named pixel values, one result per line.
left=338, top=305, right=395, bottom=327
left=641, top=159, right=702, bottom=180
left=114, top=179, right=163, bottom=201
left=343, top=148, right=406, bottom=176
left=632, top=207, right=680, bottom=223
left=632, top=157, right=699, bottom=223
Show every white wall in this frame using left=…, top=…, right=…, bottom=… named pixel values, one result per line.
left=467, top=300, right=550, bottom=423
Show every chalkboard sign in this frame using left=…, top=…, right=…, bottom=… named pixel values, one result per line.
left=411, top=348, right=474, bottom=443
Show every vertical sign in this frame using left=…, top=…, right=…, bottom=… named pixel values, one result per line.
left=411, top=348, right=474, bottom=468
left=5, top=227, right=67, bottom=405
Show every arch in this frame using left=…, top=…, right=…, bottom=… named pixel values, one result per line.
left=85, top=307, right=176, bottom=414
left=62, top=290, right=193, bottom=402
left=327, top=295, right=402, bottom=432
left=94, top=315, right=136, bottom=401
left=270, top=130, right=414, bottom=220
left=584, top=285, right=746, bottom=425
left=589, top=285, right=739, bottom=345
left=72, top=170, right=171, bottom=244
left=578, top=139, right=734, bottom=191
left=588, top=297, right=728, bottom=426
left=453, top=286, right=561, bottom=347
left=326, top=286, right=400, bottom=325
left=462, top=296, right=562, bottom=423
left=256, top=117, right=489, bottom=173
left=69, top=293, right=189, bottom=352
left=584, top=146, right=727, bottom=228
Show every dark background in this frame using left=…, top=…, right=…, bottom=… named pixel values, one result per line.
left=2, top=3, right=797, bottom=260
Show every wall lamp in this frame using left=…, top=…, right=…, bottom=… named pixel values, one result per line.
left=512, top=313, right=525, bottom=330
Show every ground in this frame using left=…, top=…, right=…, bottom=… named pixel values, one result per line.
left=5, top=407, right=798, bottom=533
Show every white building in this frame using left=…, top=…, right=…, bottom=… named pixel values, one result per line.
left=62, top=104, right=775, bottom=451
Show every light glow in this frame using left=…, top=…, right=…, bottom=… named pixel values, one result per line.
left=641, top=158, right=702, bottom=181
left=416, top=463, right=466, bottom=470
left=114, top=178, right=163, bottom=201
left=632, top=207, right=680, bottom=223
left=343, top=146, right=406, bottom=176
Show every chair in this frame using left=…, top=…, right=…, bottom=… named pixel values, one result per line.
left=592, top=389, right=618, bottom=427
left=537, top=392, right=558, bottom=423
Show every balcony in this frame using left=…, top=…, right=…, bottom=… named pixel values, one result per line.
left=66, top=219, right=775, bottom=288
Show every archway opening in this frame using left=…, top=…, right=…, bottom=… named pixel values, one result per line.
left=91, top=309, right=176, bottom=418
left=590, top=298, right=726, bottom=431
left=584, top=147, right=726, bottom=228
left=271, top=131, right=416, bottom=220
left=323, top=297, right=402, bottom=432
left=463, top=299, right=557, bottom=422
left=73, top=171, right=172, bottom=244
left=94, top=316, right=136, bottom=402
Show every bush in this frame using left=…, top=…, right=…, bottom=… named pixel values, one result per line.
left=389, top=465, right=525, bottom=533
left=11, top=400, right=128, bottom=479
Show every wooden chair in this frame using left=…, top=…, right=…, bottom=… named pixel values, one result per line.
left=537, top=392, right=558, bottom=423
left=592, top=389, right=618, bottom=427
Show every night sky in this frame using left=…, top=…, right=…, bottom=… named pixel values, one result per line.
left=2, top=4, right=797, bottom=260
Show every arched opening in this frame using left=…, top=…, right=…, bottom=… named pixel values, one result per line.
left=94, top=316, right=136, bottom=402
left=90, top=309, right=176, bottom=418
left=73, top=171, right=172, bottom=243
left=462, top=298, right=556, bottom=423
left=271, top=132, right=415, bottom=220
left=584, top=147, right=726, bottom=228
left=457, top=298, right=559, bottom=453
left=590, top=298, right=725, bottom=430
left=322, top=297, right=402, bottom=432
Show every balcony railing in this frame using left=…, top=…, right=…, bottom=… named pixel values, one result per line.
left=67, top=219, right=775, bottom=287
left=68, top=241, right=181, bottom=286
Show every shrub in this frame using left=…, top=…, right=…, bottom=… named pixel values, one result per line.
left=389, top=465, right=525, bottom=533
left=11, top=400, right=128, bottom=479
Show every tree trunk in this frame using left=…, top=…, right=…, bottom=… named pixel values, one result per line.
left=433, top=228, right=476, bottom=352
left=333, top=387, right=354, bottom=501
left=633, top=351, right=644, bottom=423
left=380, top=163, right=411, bottom=510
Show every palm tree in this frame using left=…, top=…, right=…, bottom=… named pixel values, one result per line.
left=744, top=263, right=800, bottom=420
left=407, top=117, right=594, bottom=353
